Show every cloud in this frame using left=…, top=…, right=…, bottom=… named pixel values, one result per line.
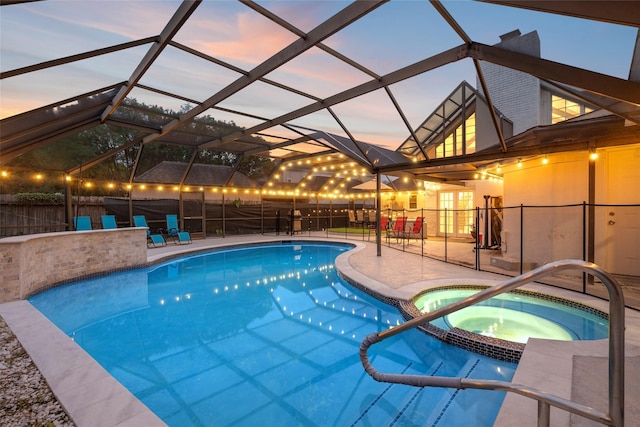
left=183, top=10, right=298, bottom=68
left=28, top=1, right=181, bottom=41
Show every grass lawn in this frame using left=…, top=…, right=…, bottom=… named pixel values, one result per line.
left=327, top=227, right=374, bottom=234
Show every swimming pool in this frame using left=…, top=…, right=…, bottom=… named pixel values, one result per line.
left=414, top=287, right=609, bottom=344
left=29, top=242, right=516, bottom=427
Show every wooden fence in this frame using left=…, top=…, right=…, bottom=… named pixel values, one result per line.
left=0, top=199, right=105, bottom=237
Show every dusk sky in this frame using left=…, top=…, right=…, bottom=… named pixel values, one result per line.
left=1, top=0, right=637, bottom=150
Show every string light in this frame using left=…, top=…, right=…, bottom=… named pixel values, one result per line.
left=517, top=158, right=522, bottom=167
left=589, top=150, right=598, bottom=161
left=542, top=155, right=549, bottom=165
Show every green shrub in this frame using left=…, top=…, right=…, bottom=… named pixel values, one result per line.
left=14, top=192, right=65, bottom=205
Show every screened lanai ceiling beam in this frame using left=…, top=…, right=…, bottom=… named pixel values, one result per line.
left=198, top=44, right=468, bottom=151
left=473, top=61, right=507, bottom=152
left=478, top=0, right=640, bottom=28
left=326, top=107, right=374, bottom=169
left=168, top=41, right=324, bottom=103
left=244, top=135, right=316, bottom=156
left=383, top=86, right=429, bottom=161
left=222, top=154, right=245, bottom=188
left=104, top=117, right=162, bottom=134
left=240, top=0, right=381, bottom=80
left=280, top=124, right=385, bottom=169
left=66, top=136, right=144, bottom=176
left=144, top=0, right=387, bottom=146
left=136, top=83, right=201, bottom=107
left=100, top=0, right=202, bottom=122
left=135, top=83, right=306, bottom=150
left=139, top=81, right=283, bottom=125
left=629, top=30, right=640, bottom=82
left=0, top=37, right=158, bottom=80
left=431, top=0, right=507, bottom=152
left=127, top=141, right=146, bottom=186
left=0, top=119, right=101, bottom=164
left=275, top=149, right=339, bottom=164
left=2, top=103, right=108, bottom=149
left=471, top=43, right=640, bottom=105
left=177, top=149, right=199, bottom=189
left=540, top=79, right=640, bottom=126
left=0, top=1, right=44, bottom=5
left=376, top=121, right=640, bottom=174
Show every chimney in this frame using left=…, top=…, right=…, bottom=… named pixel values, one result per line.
left=499, top=30, right=521, bottom=42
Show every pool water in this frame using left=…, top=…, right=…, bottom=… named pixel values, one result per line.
left=415, top=288, right=608, bottom=343
left=30, top=243, right=516, bottom=427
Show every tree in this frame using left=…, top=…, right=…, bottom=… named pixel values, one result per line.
left=3, top=99, right=277, bottom=195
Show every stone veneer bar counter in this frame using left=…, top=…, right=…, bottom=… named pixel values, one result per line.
left=0, top=228, right=148, bottom=303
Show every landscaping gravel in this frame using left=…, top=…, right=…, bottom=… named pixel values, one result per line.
left=0, top=315, right=75, bottom=427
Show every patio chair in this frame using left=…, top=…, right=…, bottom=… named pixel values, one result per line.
left=367, top=210, right=376, bottom=227
left=373, top=216, right=390, bottom=241
left=165, top=214, right=192, bottom=244
left=402, top=217, right=425, bottom=242
left=133, top=215, right=166, bottom=247
left=101, top=215, right=117, bottom=229
left=73, top=216, right=92, bottom=231
left=389, top=216, right=408, bottom=241
left=348, top=210, right=356, bottom=227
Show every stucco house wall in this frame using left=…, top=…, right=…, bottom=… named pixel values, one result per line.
left=501, top=151, right=590, bottom=269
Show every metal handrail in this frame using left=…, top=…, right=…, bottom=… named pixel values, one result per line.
left=359, top=259, right=625, bottom=427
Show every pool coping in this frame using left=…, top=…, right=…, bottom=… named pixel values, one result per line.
left=2, top=235, right=639, bottom=427
left=402, top=285, right=609, bottom=363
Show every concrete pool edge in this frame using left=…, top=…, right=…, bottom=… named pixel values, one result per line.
left=0, top=300, right=166, bottom=427
left=0, top=237, right=356, bottom=427
left=3, top=236, right=640, bottom=427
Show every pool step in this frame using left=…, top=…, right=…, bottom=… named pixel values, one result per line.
left=363, top=358, right=485, bottom=427
left=423, top=358, right=482, bottom=426
left=348, top=360, right=444, bottom=427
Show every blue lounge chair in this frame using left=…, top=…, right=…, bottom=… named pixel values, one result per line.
left=101, top=215, right=117, bottom=229
left=133, top=215, right=166, bottom=247
left=165, top=214, right=192, bottom=244
left=73, top=216, right=92, bottom=231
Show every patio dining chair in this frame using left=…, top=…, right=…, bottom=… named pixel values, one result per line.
left=389, top=217, right=408, bottom=241
left=374, top=216, right=390, bottom=242
left=348, top=210, right=356, bottom=227
left=402, top=217, right=425, bottom=243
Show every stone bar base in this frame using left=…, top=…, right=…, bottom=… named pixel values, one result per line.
left=0, top=228, right=148, bottom=303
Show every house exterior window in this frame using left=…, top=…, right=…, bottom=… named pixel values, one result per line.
left=551, top=95, right=594, bottom=124
left=409, top=194, right=417, bottom=209
left=457, top=191, right=474, bottom=235
left=464, top=113, right=476, bottom=154
left=433, top=113, right=476, bottom=159
left=439, top=192, right=454, bottom=234
left=439, top=190, right=474, bottom=237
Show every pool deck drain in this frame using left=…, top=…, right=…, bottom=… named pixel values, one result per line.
left=1, top=234, right=639, bottom=427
